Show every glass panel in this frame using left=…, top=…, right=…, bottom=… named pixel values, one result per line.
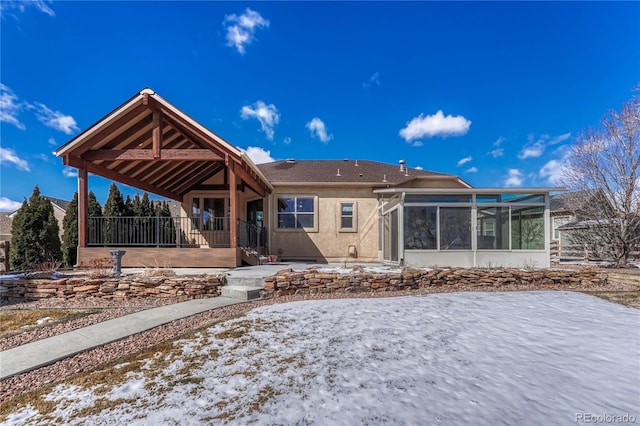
left=341, top=203, right=354, bottom=229
left=297, top=198, right=314, bottom=212
left=405, top=195, right=472, bottom=203
left=511, top=206, right=544, bottom=249
left=440, top=207, right=471, bottom=250
left=404, top=206, right=437, bottom=249
left=297, top=214, right=314, bottom=228
left=278, top=198, right=295, bottom=213
left=477, top=207, right=509, bottom=250
left=191, top=197, right=200, bottom=229
left=476, top=194, right=502, bottom=203
left=501, top=194, right=545, bottom=204
left=341, top=217, right=353, bottom=229
left=278, top=213, right=295, bottom=228
left=203, top=198, right=225, bottom=231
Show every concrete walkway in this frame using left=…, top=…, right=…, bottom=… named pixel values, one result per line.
left=0, top=297, right=242, bottom=380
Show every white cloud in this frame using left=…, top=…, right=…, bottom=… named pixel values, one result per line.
left=0, top=197, right=23, bottom=212
left=410, top=141, right=424, bottom=147
left=414, top=166, right=424, bottom=170
left=47, top=137, right=57, bottom=146
left=0, top=147, right=30, bottom=171
left=493, top=136, right=506, bottom=147
left=306, top=117, right=333, bottom=143
left=518, top=133, right=571, bottom=160
left=223, top=8, right=269, bottom=54
left=490, top=148, right=504, bottom=158
left=62, top=167, right=78, bottom=178
left=0, top=0, right=55, bottom=17
left=242, top=146, right=274, bottom=164
left=505, top=169, right=523, bottom=187
left=32, top=102, right=79, bottom=134
left=0, top=83, right=25, bottom=130
left=240, top=101, right=280, bottom=140
left=517, top=140, right=545, bottom=159
left=549, top=132, right=571, bottom=145
left=362, top=72, right=381, bottom=89
left=457, top=156, right=472, bottom=167
left=283, top=137, right=292, bottom=145
left=465, top=167, right=478, bottom=174
left=399, top=110, right=471, bottom=142
left=539, top=160, right=564, bottom=185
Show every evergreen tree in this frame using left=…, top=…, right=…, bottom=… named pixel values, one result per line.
left=103, top=183, right=126, bottom=244
left=61, top=191, right=103, bottom=266
left=9, top=186, right=62, bottom=270
left=61, top=192, right=79, bottom=268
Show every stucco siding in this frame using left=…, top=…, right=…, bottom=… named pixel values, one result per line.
left=267, top=186, right=379, bottom=262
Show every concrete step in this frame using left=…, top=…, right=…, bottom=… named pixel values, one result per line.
left=221, top=286, right=263, bottom=301
left=225, top=276, right=264, bottom=287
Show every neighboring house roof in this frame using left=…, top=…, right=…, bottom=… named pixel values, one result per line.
left=257, top=159, right=468, bottom=187
left=0, top=213, right=12, bottom=239
left=550, top=189, right=604, bottom=213
left=44, top=196, right=70, bottom=211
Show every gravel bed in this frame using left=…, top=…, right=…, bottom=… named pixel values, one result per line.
left=1, top=281, right=637, bottom=404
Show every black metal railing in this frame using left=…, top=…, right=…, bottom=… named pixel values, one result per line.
left=88, top=216, right=267, bottom=252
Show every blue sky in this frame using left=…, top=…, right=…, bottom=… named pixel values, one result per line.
left=1, top=1, right=638, bottom=210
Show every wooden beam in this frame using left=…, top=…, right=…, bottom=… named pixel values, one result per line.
left=78, top=168, right=88, bottom=249
left=234, top=164, right=266, bottom=197
left=82, top=149, right=224, bottom=161
left=67, top=156, right=183, bottom=201
left=171, top=164, right=225, bottom=195
left=71, top=105, right=150, bottom=156
left=152, top=109, right=162, bottom=159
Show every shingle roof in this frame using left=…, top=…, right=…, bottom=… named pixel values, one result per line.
left=550, top=189, right=603, bottom=212
left=0, top=213, right=12, bottom=237
left=257, top=160, right=453, bottom=186
left=44, top=196, right=70, bottom=211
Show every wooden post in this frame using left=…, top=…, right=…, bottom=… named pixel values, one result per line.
left=152, top=110, right=162, bottom=159
left=78, top=168, right=88, bottom=248
left=228, top=161, right=237, bottom=249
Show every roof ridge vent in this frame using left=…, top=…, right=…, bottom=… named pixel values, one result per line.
left=399, top=159, right=405, bottom=172
left=140, top=88, right=155, bottom=95
left=286, top=158, right=296, bottom=164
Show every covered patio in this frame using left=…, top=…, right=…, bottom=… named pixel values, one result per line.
left=55, top=89, right=273, bottom=267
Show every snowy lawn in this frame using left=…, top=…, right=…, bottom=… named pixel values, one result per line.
left=3, top=291, right=639, bottom=425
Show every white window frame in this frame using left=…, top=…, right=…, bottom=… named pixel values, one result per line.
left=274, top=195, right=319, bottom=232
left=339, top=201, right=357, bottom=233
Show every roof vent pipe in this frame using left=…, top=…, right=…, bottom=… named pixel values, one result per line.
left=399, top=160, right=405, bottom=172
left=355, top=160, right=359, bottom=166
left=337, top=168, right=341, bottom=176
left=286, top=158, right=296, bottom=163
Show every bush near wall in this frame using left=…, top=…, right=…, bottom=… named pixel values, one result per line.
left=263, top=267, right=607, bottom=298
left=1, top=274, right=225, bottom=301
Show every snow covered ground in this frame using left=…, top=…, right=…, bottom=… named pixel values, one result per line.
left=5, top=291, right=640, bottom=425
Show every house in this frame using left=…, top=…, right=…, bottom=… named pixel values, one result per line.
left=55, top=88, right=562, bottom=269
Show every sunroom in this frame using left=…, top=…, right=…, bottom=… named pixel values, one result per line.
left=376, top=188, right=562, bottom=268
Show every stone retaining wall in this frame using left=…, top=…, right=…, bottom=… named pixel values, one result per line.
left=263, top=267, right=607, bottom=297
left=1, top=274, right=226, bottom=301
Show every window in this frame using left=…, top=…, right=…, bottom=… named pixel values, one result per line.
left=477, top=207, right=509, bottom=250
left=553, top=216, right=572, bottom=240
left=439, top=207, right=471, bottom=250
left=404, top=206, right=437, bottom=249
left=511, top=206, right=544, bottom=249
left=191, top=197, right=226, bottom=231
left=339, top=202, right=357, bottom=232
left=277, top=196, right=316, bottom=229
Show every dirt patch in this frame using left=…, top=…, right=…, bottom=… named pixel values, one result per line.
left=0, top=309, right=99, bottom=338
left=582, top=290, right=640, bottom=309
